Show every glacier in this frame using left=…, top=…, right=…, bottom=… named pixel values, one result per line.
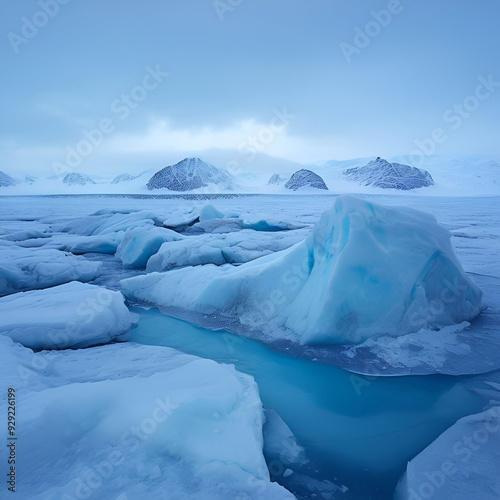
left=122, top=195, right=484, bottom=345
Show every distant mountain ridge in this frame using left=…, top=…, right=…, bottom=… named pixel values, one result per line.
left=1, top=154, right=498, bottom=195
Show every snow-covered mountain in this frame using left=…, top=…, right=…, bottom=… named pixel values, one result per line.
left=284, top=169, right=328, bottom=191
left=343, top=157, right=434, bottom=190
left=268, top=173, right=286, bottom=185
left=390, top=155, right=500, bottom=196
left=0, top=170, right=18, bottom=187
left=63, top=173, right=96, bottom=186
left=147, top=157, right=232, bottom=191
left=112, top=173, right=138, bottom=184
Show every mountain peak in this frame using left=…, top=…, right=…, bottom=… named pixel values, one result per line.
left=63, top=173, right=96, bottom=186
left=344, top=158, right=434, bottom=190
left=0, top=170, right=18, bottom=187
left=147, top=158, right=232, bottom=191
left=285, top=169, right=328, bottom=191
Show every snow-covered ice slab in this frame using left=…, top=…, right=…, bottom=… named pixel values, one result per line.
left=395, top=406, right=500, bottom=500
left=0, top=240, right=101, bottom=296
left=18, top=232, right=125, bottom=254
left=0, top=281, right=131, bottom=349
left=122, top=195, right=484, bottom=345
left=1, top=337, right=295, bottom=500
left=57, top=209, right=165, bottom=235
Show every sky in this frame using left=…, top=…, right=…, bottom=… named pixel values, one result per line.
left=1, top=0, right=500, bottom=178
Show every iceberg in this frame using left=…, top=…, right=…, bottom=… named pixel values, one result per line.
left=0, top=281, right=131, bottom=349
left=122, top=195, right=484, bottom=345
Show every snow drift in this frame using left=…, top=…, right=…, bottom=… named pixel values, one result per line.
left=122, top=195, right=484, bottom=345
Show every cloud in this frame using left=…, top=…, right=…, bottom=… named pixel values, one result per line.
left=103, top=117, right=348, bottom=164
left=105, top=118, right=259, bottom=153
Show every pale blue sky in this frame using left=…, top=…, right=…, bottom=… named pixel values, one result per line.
left=1, top=0, right=499, bottom=176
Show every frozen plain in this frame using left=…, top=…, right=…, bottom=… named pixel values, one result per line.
left=0, top=192, right=499, bottom=500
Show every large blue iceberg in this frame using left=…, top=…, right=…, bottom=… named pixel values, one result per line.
left=122, top=195, right=484, bottom=345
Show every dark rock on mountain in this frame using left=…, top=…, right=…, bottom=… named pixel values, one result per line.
left=112, top=173, right=137, bottom=184
left=63, top=173, right=96, bottom=186
left=284, top=169, right=328, bottom=191
left=343, top=157, right=434, bottom=190
left=268, top=173, right=286, bottom=185
left=147, top=158, right=231, bottom=191
left=0, top=171, right=18, bottom=187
